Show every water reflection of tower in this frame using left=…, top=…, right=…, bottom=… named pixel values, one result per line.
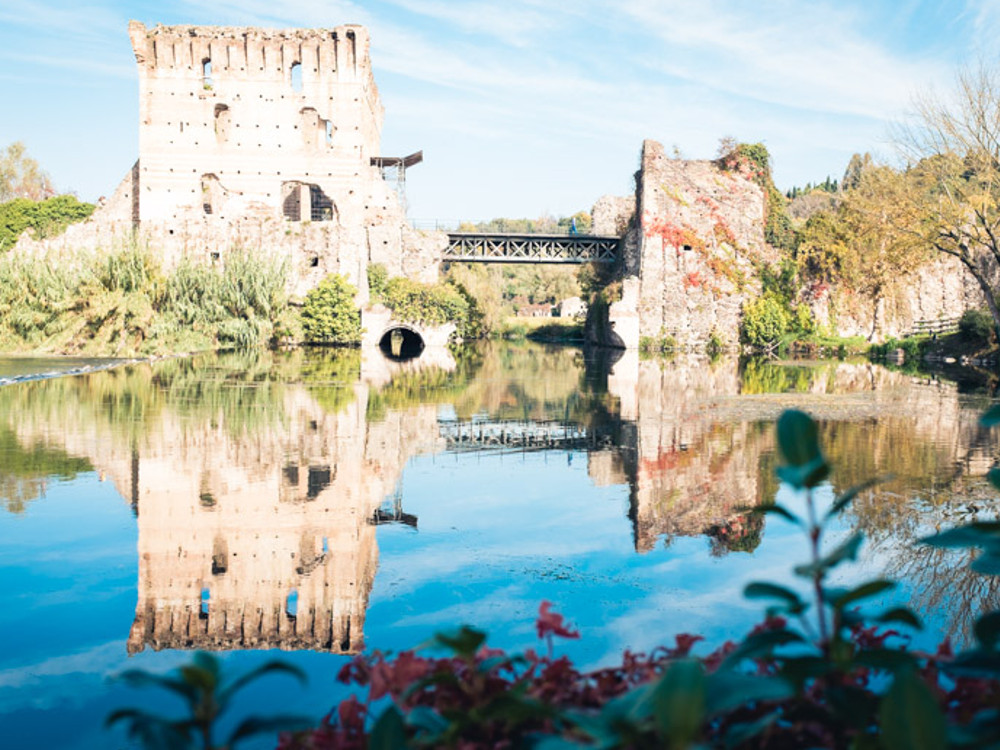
left=125, top=387, right=438, bottom=655
left=603, top=354, right=770, bottom=552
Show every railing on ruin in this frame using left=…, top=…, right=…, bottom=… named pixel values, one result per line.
left=908, top=316, right=961, bottom=337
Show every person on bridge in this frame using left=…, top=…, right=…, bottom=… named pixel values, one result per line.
left=570, top=217, right=578, bottom=235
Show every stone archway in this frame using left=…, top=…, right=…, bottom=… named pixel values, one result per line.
left=378, top=325, right=425, bottom=360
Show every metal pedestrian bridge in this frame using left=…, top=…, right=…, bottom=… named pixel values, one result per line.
left=443, top=233, right=619, bottom=264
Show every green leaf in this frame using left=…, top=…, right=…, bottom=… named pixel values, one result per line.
left=854, top=648, right=917, bottom=672
left=599, top=681, right=656, bottom=725
left=533, top=738, right=589, bottom=750
left=877, top=607, right=922, bottom=629
left=722, top=629, right=806, bottom=666
left=116, top=670, right=199, bottom=705
left=980, top=404, right=1000, bottom=427
left=975, top=611, right=1000, bottom=649
left=825, top=477, right=889, bottom=519
left=779, top=655, right=831, bottom=685
left=369, top=706, right=408, bottom=750
left=947, top=649, right=1000, bottom=678
left=705, top=671, right=793, bottom=716
left=724, top=710, right=780, bottom=749
left=794, top=533, right=864, bottom=578
left=218, top=661, right=307, bottom=706
left=432, top=626, right=487, bottom=657
left=405, top=706, right=449, bottom=739
left=920, top=522, right=1000, bottom=549
left=179, top=665, right=217, bottom=693
left=829, top=579, right=894, bottom=611
left=827, top=684, right=879, bottom=730
left=227, top=714, right=314, bottom=746
left=776, top=409, right=822, bottom=466
left=989, top=467, right=1000, bottom=492
left=651, top=660, right=706, bottom=744
left=777, top=457, right=830, bottom=490
left=879, top=670, right=947, bottom=750
left=744, top=582, right=806, bottom=614
left=104, top=709, right=192, bottom=750
left=971, top=548, right=1000, bottom=575
left=749, top=503, right=803, bottom=526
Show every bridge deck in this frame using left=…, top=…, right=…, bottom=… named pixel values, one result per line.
left=444, top=233, right=619, bottom=264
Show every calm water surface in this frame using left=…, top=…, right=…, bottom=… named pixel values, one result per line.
left=0, top=342, right=998, bottom=747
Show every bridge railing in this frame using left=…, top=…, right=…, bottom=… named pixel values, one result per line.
left=409, top=219, right=584, bottom=236
left=443, top=232, right=619, bottom=264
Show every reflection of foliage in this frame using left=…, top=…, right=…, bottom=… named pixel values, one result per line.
left=298, top=348, right=362, bottom=416
left=850, top=476, right=1000, bottom=645
left=0, top=427, right=91, bottom=512
left=739, top=359, right=819, bottom=394
left=707, top=511, right=765, bottom=555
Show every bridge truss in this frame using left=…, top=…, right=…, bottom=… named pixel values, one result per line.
left=444, top=233, right=619, bottom=264
left=438, top=418, right=615, bottom=454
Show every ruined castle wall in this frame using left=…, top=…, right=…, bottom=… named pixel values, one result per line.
left=806, top=254, right=991, bottom=342
left=591, top=140, right=771, bottom=350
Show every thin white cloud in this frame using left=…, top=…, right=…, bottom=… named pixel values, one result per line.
left=380, top=0, right=567, bottom=47
left=0, top=51, right=134, bottom=80
left=618, top=0, right=946, bottom=120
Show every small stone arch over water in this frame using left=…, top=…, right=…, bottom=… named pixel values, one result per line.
left=378, top=326, right=424, bottom=360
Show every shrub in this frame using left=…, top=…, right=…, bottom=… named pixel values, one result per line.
left=741, top=292, right=790, bottom=346
left=0, top=194, right=95, bottom=252
left=959, top=308, right=995, bottom=343
left=381, top=276, right=481, bottom=340
left=367, top=263, right=388, bottom=300
left=300, top=274, right=361, bottom=345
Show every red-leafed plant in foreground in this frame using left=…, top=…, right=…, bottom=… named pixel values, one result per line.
left=112, top=407, right=1000, bottom=749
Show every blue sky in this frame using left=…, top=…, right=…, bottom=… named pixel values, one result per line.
left=0, top=0, right=996, bottom=221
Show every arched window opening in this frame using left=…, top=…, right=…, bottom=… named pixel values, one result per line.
left=286, top=590, right=299, bottom=618
left=379, top=327, right=424, bottom=361
left=310, top=185, right=334, bottom=221
left=214, top=104, right=231, bottom=145
left=201, top=173, right=222, bottom=215
left=211, top=536, right=228, bottom=575
left=324, top=119, right=334, bottom=146
left=290, top=61, right=302, bottom=92
left=202, top=58, right=213, bottom=89
left=200, top=588, right=210, bottom=619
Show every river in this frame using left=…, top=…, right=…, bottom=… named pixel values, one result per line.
left=0, top=341, right=997, bottom=747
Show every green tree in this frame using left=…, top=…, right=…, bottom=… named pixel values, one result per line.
left=798, top=165, right=929, bottom=307
left=300, top=274, right=361, bottom=345
left=896, top=64, right=1000, bottom=339
left=0, top=142, right=54, bottom=202
left=0, top=194, right=95, bottom=252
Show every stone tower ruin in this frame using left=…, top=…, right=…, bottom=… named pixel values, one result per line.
left=13, top=22, right=443, bottom=298
left=127, top=21, right=382, bottom=227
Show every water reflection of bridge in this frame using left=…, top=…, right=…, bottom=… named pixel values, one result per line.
left=438, top=418, right=615, bottom=454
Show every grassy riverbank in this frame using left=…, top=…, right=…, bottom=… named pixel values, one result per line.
left=0, top=244, right=293, bottom=356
